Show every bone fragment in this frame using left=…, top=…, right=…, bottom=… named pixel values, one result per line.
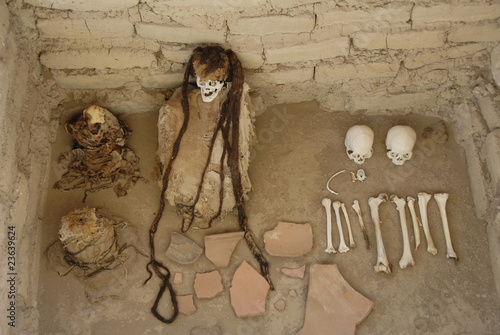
left=340, top=203, right=355, bottom=248
left=418, top=192, right=437, bottom=255
left=434, top=193, right=458, bottom=261
left=326, top=170, right=346, bottom=195
left=352, top=200, right=370, bottom=250
left=332, top=201, right=349, bottom=253
left=368, top=194, right=392, bottom=274
left=406, top=196, right=421, bottom=250
left=321, top=198, right=337, bottom=254
left=391, top=195, right=415, bottom=269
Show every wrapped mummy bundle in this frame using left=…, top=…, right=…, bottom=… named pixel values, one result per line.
left=59, top=207, right=119, bottom=272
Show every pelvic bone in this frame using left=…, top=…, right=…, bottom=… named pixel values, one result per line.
left=321, top=198, right=337, bottom=254
left=352, top=200, right=370, bottom=250
left=344, top=125, right=374, bottom=165
left=391, top=195, right=415, bottom=269
left=385, top=125, right=417, bottom=165
left=434, top=193, right=458, bottom=261
left=332, top=201, right=350, bottom=253
left=368, top=194, right=392, bottom=274
left=418, top=192, right=438, bottom=255
left=407, top=196, right=421, bottom=250
left=341, top=203, right=355, bottom=248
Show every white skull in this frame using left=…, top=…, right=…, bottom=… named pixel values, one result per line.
left=344, top=125, right=374, bottom=165
left=385, top=125, right=417, bottom=165
left=196, top=76, right=225, bottom=102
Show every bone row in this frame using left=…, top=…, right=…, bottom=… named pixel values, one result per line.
left=321, top=192, right=457, bottom=274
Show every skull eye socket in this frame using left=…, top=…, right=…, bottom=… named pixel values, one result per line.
left=403, top=153, right=410, bottom=159
left=391, top=152, right=398, bottom=158
left=347, top=150, right=353, bottom=155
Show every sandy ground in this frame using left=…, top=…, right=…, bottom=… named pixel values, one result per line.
left=38, top=101, right=500, bottom=335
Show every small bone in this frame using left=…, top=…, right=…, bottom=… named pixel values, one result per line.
left=350, top=169, right=366, bottom=182
left=352, top=200, right=370, bottom=250
left=326, top=170, right=346, bottom=195
left=391, top=195, right=415, bottom=269
left=418, top=192, right=437, bottom=255
left=368, top=194, right=392, bottom=274
left=340, top=203, right=355, bottom=248
left=434, top=193, right=458, bottom=261
left=407, top=196, right=421, bottom=250
left=321, top=198, right=337, bottom=254
left=332, top=201, right=349, bottom=253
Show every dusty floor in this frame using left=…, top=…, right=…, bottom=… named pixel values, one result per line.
left=39, top=101, right=500, bottom=335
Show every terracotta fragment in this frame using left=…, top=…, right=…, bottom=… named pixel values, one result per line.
left=165, top=232, right=203, bottom=264
left=230, top=261, right=270, bottom=318
left=264, top=221, right=313, bottom=257
left=289, top=289, right=297, bottom=297
left=297, top=264, right=374, bottom=335
left=281, top=265, right=306, bottom=278
left=204, top=231, right=245, bottom=268
left=177, top=295, right=196, bottom=315
left=173, top=272, right=183, bottom=284
left=274, top=299, right=286, bottom=311
left=193, top=270, right=223, bottom=299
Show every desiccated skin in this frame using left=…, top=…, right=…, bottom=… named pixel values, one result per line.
left=54, top=105, right=145, bottom=201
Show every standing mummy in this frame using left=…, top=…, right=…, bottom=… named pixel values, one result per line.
left=368, top=194, right=392, bottom=274
left=434, top=193, right=458, bottom=261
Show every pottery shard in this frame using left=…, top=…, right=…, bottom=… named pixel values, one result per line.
left=274, top=299, right=286, bottom=311
left=173, top=272, right=183, bottom=284
left=166, top=232, right=203, bottom=264
left=193, top=270, right=223, bottom=299
left=264, top=221, right=313, bottom=257
left=230, top=260, right=270, bottom=318
left=204, top=231, right=245, bottom=268
left=177, top=295, right=196, bottom=315
left=297, top=264, right=374, bottom=335
left=281, top=265, right=306, bottom=279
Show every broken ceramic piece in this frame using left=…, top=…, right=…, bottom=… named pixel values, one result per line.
left=289, top=289, right=297, bottom=297
left=194, top=270, right=223, bottom=299
left=204, top=231, right=245, bottom=268
left=230, top=261, right=270, bottom=318
left=177, top=295, right=196, bottom=315
left=281, top=265, right=306, bottom=279
left=264, top=221, right=313, bottom=257
left=297, top=264, right=374, bottom=335
left=173, top=272, right=183, bottom=285
left=274, top=299, right=286, bottom=311
left=165, top=232, right=203, bottom=264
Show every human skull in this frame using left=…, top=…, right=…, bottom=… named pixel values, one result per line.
left=385, top=125, right=417, bottom=165
left=196, top=76, right=225, bottom=102
left=345, top=125, right=374, bottom=165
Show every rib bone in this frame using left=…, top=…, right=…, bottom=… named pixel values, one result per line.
left=340, top=203, right=355, bottom=248
left=418, top=192, right=437, bottom=255
left=434, top=193, right=458, bottom=261
left=352, top=200, right=370, bottom=249
left=321, top=198, right=337, bottom=254
left=368, top=194, right=392, bottom=274
left=391, top=195, right=415, bottom=269
left=406, top=196, right=421, bottom=250
left=332, top=201, right=349, bottom=253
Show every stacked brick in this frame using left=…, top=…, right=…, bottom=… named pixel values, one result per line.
left=21, top=0, right=499, bottom=114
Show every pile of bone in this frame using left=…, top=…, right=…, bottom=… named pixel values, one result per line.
left=321, top=192, right=457, bottom=274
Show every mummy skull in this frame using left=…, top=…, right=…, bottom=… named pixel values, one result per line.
left=385, top=125, right=417, bottom=165
left=196, top=76, right=225, bottom=102
left=345, top=125, right=374, bottom=165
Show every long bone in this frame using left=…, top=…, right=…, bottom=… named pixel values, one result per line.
left=368, top=194, right=392, bottom=274
left=418, top=192, right=437, bottom=255
left=391, top=195, right=415, bottom=269
left=321, top=198, right=337, bottom=254
left=340, top=203, right=355, bottom=248
left=406, top=196, right=421, bottom=250
left=434, top=193, right=458, bottom=261
left=332, top=201, right=350, bottom=253
left=352, top=200, right=370, bottom=249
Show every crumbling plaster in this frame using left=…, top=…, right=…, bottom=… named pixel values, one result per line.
left=0, top=0, right=500, bottom=333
